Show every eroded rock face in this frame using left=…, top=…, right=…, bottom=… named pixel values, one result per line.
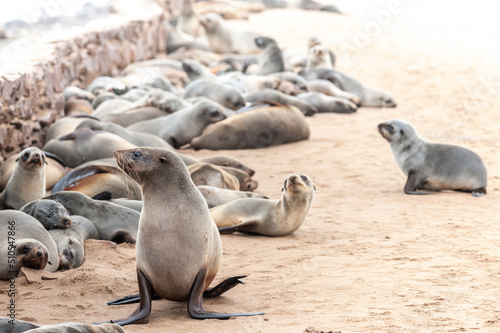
left=0, top=2, right=168, bottom=163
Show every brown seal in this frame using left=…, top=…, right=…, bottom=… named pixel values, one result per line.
left=0, top=148, right=47, bottom=210
left=0, top=238, right=49, bottom=280
left=187, top=163, right=240, bottom=190
left=378, top=119, right=487, bottom=196
left=212, top=173, right=315, bottom=236
left=101, top=148, right=263, bottom=325
left=191, top=104, right=310, bottom=150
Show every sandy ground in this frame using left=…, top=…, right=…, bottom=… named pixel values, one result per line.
left=2, top=1, right=500, bottom=332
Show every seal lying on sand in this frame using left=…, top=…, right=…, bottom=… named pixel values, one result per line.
left=101, top=148, right=263, bottom=325
left=212, top=173, right=315, bottom=236
left=378, top=119, right=487, bottom=196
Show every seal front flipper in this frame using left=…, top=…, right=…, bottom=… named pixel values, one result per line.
left=403, top=171, right=432, bottom=195
left=105, top=269, right=153, bottom=326
left=218, top=221, right=259, bottom=234
left=188, top=267, right=264, bottom=320
left=203, top=275, right=246, bottom=298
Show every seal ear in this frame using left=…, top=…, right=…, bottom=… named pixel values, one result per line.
left=313, top=184, right=316, bottom=191
left=15, top=157, right=19, bottom=162
left=281, top=179, right=287, bottom=192
left=400, top=129, right=405, bottom=137
left=160, top=157, right=168, bottom=164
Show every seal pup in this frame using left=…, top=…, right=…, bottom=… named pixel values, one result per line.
left=298, top=92, right=357, bottom=113
left=299, top=68, right=396, bottom=108
left=48, top=215, right=99, bottom=270
left=183, top=78, right=246, bottom=110
left=212, top=173, right=315, bottom=236
left=0, top=148, right=47, bottom=210
left=102, top=148, right=263, bottom=325
left=199, top=12, right=260, bottom=54
left=198, top=186, right=268, bottom=208
left=255, top=36, right=284, bottom=75
left=305, top=79, right=361, bottom=105
left=305, top=44, right=333, bottom=70
left=45, top=191, right=139, bottom=244
left=0, top=238, right=49, bottom=280
left=188, top=163, right=240, bottom=190
left=0, top=151, right=67, bottom=191
left=0, top=210, right=59, bottom=273
left=191, top=104, right=310, bottom=150
left=127, top=100, right=227, bottom=148
left=378, top=119, right=487, bottom=196
left=43, top=128, right=136, bottom=168
left=20, top=199, right=72, bottom=230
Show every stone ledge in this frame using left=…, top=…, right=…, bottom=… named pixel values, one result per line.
left=0, top=0, right=169, bottom=163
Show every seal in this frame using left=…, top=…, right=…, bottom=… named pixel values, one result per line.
left=48, top=215, right=99, bottom=270
left=99, top=106, right=169, bottom=128
left=6, top=321, right=126, bottom=333
left=199, top=12, right=260, bottom=54
left=0, top=317, right=40, bottom=331
left=65, top=96, right=94, bottom=116
left=191, top=103, right=310, bottom=150
left=45, top=114, right=101, bottom=142
left=45, top=191, right=140, bottom=244
left=212, top=173, right=315, bottom=236
left=86, top=76, right=126, bottom=95
left=305, top=44, right=332, bottom=70
left=299, top=68, right=397, bottom=108
left=178, top=0, right=204, bottom=37
left=298, top=92, right=357, bottom=113
left=0, top=210, right=59, bottom=273
left=52, top=165, right=142, bottom=200
left=199, top=155, right=255, bottom=177
left=0, top=150, right=67, bottom=191
left=101, top=147, right=263, bottom=325
left=378, top=119, right=487, bottom=196
left=219, top=165, right=258, bottom=191
left=0, top=238, right=49, bottom=280
left=187, top=163, right=240, bottom=190
left=20, top=199, right=72, bottom=230
left=305, top=79, right=361, bottom=105
left=183, top=78, right=246, bottom=110
left=63, top=86, right=96, bottom=102
left=244, top=89, right=317, bottom=116
left=0, top=147, right=47, bottom=210
left=127, top=100, right=227, bottom=149
left=255, top=36, right=284, bottom=75
left=43, top=128, right=136, bottom=168
left=197, top=186, right=268, bottom=208
left=76, top=118, right=174, bottom=150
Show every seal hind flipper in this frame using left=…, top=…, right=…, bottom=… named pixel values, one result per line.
left=203, top=275, right=246, bottom=299
left=42, top=151, right=67, bottom=167
left=188, top=267, right=264, bottom=320
left=104, top=269, right=153, bottom=326
left=108, top=293, right=160, bottom=305
left=218, top=221, right=260, bottom=234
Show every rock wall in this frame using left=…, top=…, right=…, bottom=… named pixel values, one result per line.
left=0, top=4, right=169, bottom=163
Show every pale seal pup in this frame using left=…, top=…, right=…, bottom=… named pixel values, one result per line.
left=299, top=68, right=397, bottom=108
left=199, top=12, right=260, bottom=54
left=255, top=36, right=285, bottom=75
left=127, top=100, right=227, bottom=148
left=191, top=104, right=310, bottom=150
left=76, top=118, right=174, bottom=150
left=378, top=119, right=487, bottom=196
left=45, top=191, right=139, bottom=244
left=48, top=215, right=99, bottom=270
left=212, top=173, right=315, bottom=236
left=43, top=128, right=136, bottom=168
left=0, top=148, right=47, bottom=210
left=298, top=92, right=357, bottom=113
left=0, top=210, right=59, bottom=273
left=305, top=44, right=333, bottom=70
left=20, top=199, right=72, bottom=230
left=197, top=186, right=268, bottom=208
left=244, top=89, right=317, bottom=116
left=183, top=78, right=246, bottom=110
left=0, top=238, right=49, bottom=280
left=100, top=147, right=263, bottom=325
left=188, top=163, right=240, bottom=190
left=0, top=151, right=67, bottom=191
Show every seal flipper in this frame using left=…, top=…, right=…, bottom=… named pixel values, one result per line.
left=103, top=269, right=153, bottom=326
left=107, top=293, right=160, bottom=305
left=218, top=221, right=259, bottom=234
left=187, top=267, right=264, bottom=320
left=472, top=187, right=487, bottom=197
left=403, top=171, right=432, bottom=195
left=203, top=275, right=246, bottom=298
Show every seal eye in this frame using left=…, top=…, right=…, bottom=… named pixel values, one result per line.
left=22, top=246, right=30, bottom=253
left=133, top=150, right=141, bottom=158
left=300, top=176, right=308, bottom=182
left=24, top=152, right=30, bottom=158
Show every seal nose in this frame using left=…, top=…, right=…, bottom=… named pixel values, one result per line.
left=289, top=175, right=298, bottom=185
left=37, top=251, right=43, bottom=257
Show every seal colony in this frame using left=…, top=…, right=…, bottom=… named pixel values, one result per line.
left=0, top=0, right=490, bottom=330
